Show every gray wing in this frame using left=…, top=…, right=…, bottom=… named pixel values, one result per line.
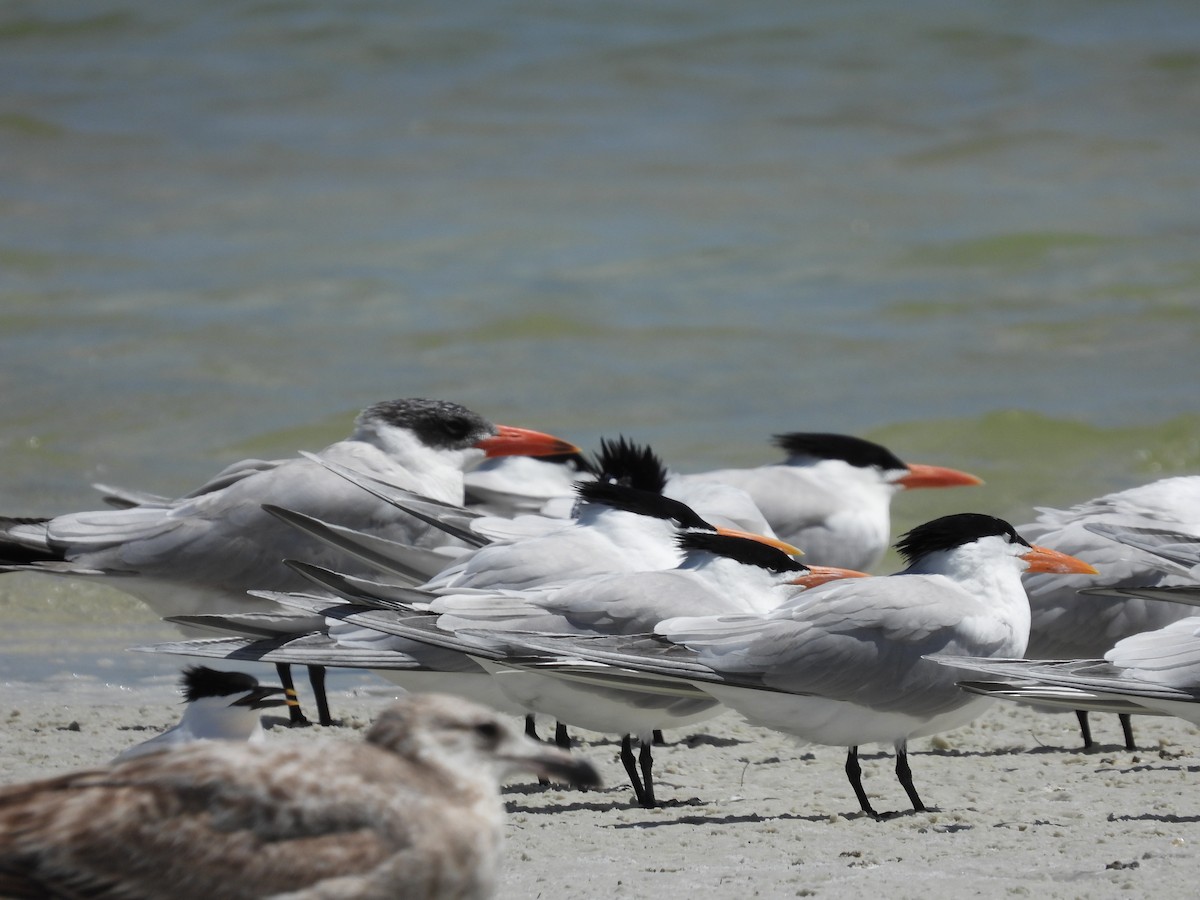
left=955, top=681, right=1164, bottom=716
left=92, top=482, right=175, bottom=509
left=653, top=576, right=1016, bottom=717
left=39, top=457, right=447, bottom=594
left=263, top=506, right=454, bottom=585
left=298, top=451, right=489, bottom=547
left=1023, top=517, right=1199, bottom=659
left=1084, top=523, right=1200, bottom=570
left=430, top=570, right=735, bottom=638
left=931, top=653, right=1200, bottom=699
left=133, top=633, right=435, bottom=671
left=1081, top=583, right=1200, bottom=607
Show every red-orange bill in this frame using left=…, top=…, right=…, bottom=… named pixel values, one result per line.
left=1021, top=545, right=1098, bottom=576
left=712, top=526, right=803, bottom=557
left=788, top=565, right=870, bottom=588
left=475, top=425, right=581, bottom=459
left=898, top=463, right=984, bottom=490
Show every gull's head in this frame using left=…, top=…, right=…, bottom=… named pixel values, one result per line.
left=366, top=694, right=601, bottom=789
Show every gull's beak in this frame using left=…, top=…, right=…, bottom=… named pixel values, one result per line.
left=475, top=425, right=582, bottom=459
left=504, top=737, right=603, bottom=789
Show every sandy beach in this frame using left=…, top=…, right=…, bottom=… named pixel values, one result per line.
left=1, top=676, right=1196, bottom=899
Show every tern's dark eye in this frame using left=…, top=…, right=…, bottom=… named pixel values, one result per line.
left=441, top=417, right=473, bottom=440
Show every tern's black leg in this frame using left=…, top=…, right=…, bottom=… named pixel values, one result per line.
left=894, top=745, right=926, bottom=812
left=845, top=746, right=878, bottom=817
left=1119, top=713, right=1137, bottom=751
left=620, top=735, right=650, bottom=807
left=639, top=738, right=656, bottom=808
left=652, top=729, right=665, bottom=745
left=307, top=665, right=333, bottom=727
left=275, top=663, right=311, bottom=727
left=1076, top=710, right=1095, bottom=749
left=555, top=721, right=572, bottom=750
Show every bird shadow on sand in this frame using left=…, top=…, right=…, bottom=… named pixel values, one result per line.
left=604, top=806, right=912, bottom=829
left=562, top=733, right=752, bottom=751
left=911, top=744, right=1138, bottom=760
left=1102, top=761, right=1200, bottom=776
left=505, top=794, right=708, bottom=815
left=504, top=781, right=951, bottom=824
left=910, top=746, right=1043, bottom=760
left=1106, top=811, right=1200, bottom=824
left=680, top=734, right=747, bottom=749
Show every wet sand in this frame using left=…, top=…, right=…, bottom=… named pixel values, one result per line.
left=1, top=677, right=1196, bottom=899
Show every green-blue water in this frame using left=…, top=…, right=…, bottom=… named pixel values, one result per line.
left=2, top=0, right=1199, bottom=684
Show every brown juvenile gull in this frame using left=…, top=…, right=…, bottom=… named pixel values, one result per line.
left=0, top=693, right=600, bottom=900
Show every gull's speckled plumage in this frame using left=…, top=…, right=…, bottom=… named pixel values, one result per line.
left=0, top=693, right=599, bottom=900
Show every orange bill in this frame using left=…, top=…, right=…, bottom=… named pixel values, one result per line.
left=1021, top=545, right=1099, bottom=575
left=713, top=526, right=803, bottom=557
left=788, top=565, right=871, bottom=589
left=898, top=463, right=984, bottom=489
left=475, top=425, right=581, bottom=458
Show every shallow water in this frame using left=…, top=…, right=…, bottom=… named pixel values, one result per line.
left=2, top=0, right=1199, bottom=684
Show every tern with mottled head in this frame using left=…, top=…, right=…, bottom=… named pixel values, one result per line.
left=0, top=399, right=578, bottom=726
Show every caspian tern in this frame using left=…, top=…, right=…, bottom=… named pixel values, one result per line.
left=1021, top=476, right=1200, bottom=749
left=0, top=398, right=579, bottom=726
left=481, top=513, right=1096, bottom=818
left=114, top=666, right=287, bottom=761
left=0, top=693, right=600, bottom=900
left=668, top=433, right=982, bottom=570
